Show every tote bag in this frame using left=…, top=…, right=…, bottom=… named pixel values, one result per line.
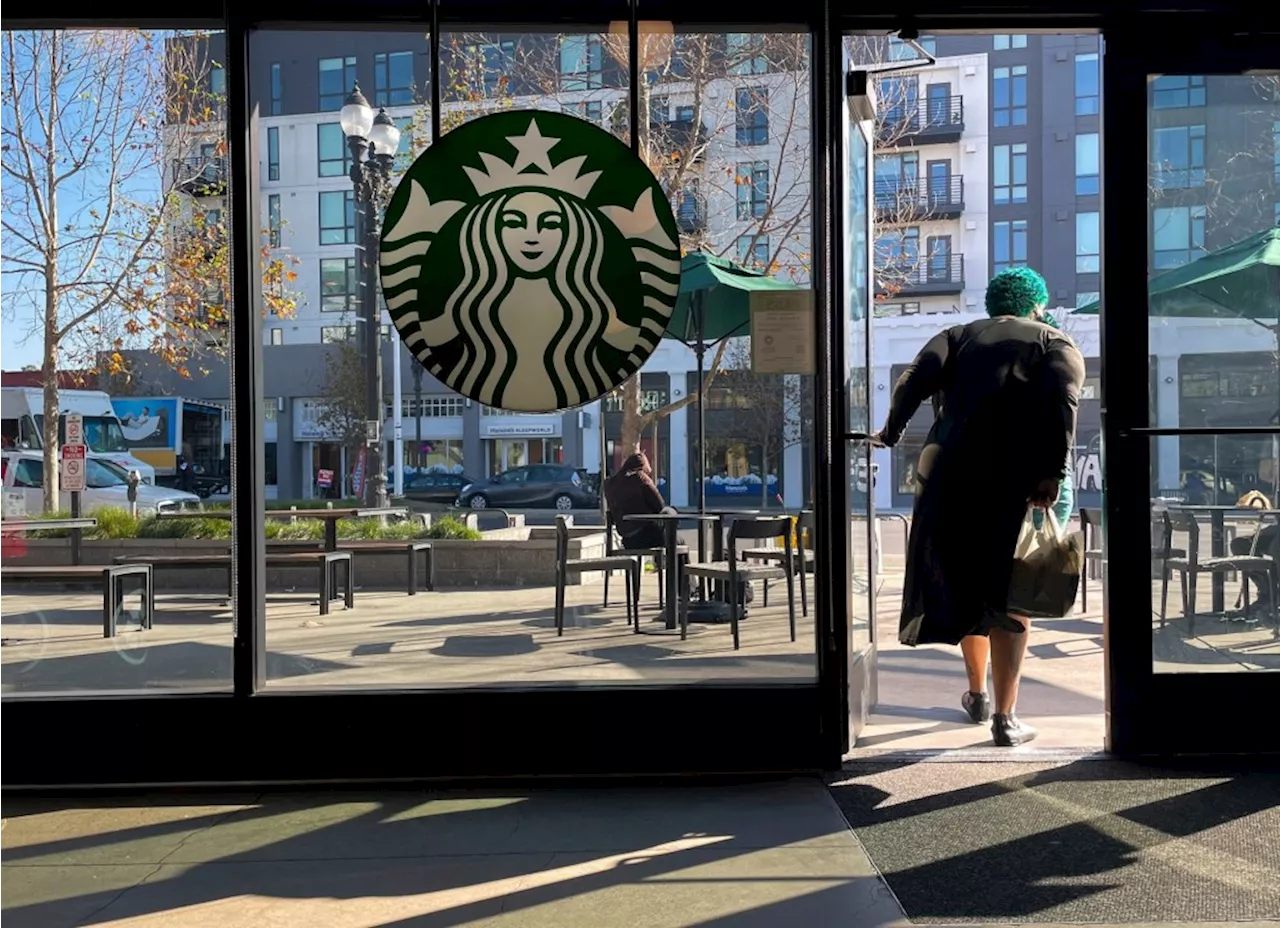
left=1007, top=509, right=1083, bottom=618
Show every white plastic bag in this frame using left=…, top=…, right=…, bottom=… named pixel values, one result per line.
left=1008, top=509, right=1083, bottom=618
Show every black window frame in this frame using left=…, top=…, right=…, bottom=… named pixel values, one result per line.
left=318, top=189, right=356, bottom=245
left=374, top=49, right=415, bottom=106
left=318, top=54, right=357, bottom=112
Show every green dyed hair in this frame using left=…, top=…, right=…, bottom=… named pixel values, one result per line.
left=985, top=266, right=1050, bottom=318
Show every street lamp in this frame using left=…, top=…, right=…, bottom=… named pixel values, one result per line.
left=340, top=84, right=401, bottom=507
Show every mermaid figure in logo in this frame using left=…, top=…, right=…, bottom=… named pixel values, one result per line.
left=421, top=187, right=641, bottom=412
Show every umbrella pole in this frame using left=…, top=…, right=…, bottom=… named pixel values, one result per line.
left=695, top=291, right=708, bottom=516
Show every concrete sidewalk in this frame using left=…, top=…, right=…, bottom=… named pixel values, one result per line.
left=2, top=778, right=907, bottom=928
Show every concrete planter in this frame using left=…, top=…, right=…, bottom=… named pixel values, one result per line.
left=7, top=531, right=609, bottom=591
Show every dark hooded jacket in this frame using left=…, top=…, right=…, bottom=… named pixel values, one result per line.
left=604, top=452, right=667, bottom=536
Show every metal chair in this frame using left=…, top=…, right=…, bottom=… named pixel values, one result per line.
left=602, top=511, right=687, bottom=611
left=1160, top=510, right=1277, bottom=635
left=740, top=510, right=814, bottom=616
left=554, top=515, right=640, bottom=636
left=1078, top=508, right=1104, bottom=613
left=684, top=517, right=796, bottom=650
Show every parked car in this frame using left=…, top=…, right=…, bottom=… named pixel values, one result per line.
left=402, top=471, right=477, bottom=505
left=456, top=465, right=597, bottom=511
left=1, top=450, right=203, bottom=517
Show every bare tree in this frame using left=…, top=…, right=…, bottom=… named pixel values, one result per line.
left=1, top=29, right=299, bottom=511
left=411, top=30, right=815, bottom=461
left=312, top=332, right=371, bottom=496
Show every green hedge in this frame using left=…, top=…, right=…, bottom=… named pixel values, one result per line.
left=15, top=508, right=481, bottom=542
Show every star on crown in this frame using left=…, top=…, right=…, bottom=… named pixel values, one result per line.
left=463, top=117, right=602, bottom=199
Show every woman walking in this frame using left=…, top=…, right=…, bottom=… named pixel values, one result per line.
left=872, top=267, right=1085, bottom=746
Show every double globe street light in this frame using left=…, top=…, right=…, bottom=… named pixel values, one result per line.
left=339, top=84, right=401, bottom=507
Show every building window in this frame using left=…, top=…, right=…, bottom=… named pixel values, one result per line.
left=321, top=257, right=358, bottom=313
left=1153, top=205, right=1206, bottom=269
left=266, top=126, right=280, bottom=181
left=875, top=302, right=923, bottom=316
left=374, top=51, right=415, bottom=106
left=735, top=87, right=769, bottom=146
left=270, top=328, right=284, bottom=345
left=1152, top=74, right=1206, bottom=109
left=993, top=65, right=1028, bottom=127
left=1075, top=133, right=1100, bottom=195
left=321, top=325, right=358, bottom=343
left=393, top=116, right=415, bottom=173
left=736, top=162, right=769, bottom=220
left=877, top=227, right=920, bottom=275
left=319, top=56, right=357, bottom=111
left=1076, top=211, right=1100, bottom=273
left=993, top=34, right=1028, bottom=50
left=1075, top=53, right=1099, bottom=116
left=993, top=219, right=1028, bottom=272
left=462, top=39, right=515, bottom=97
left=1076, top=291, right=1100, bottom=309
left=267, top=194, right=282, bottom=247
left=270, top=62, right=282, bottom=115
left=726, top=33, right=767, bottom=75
left=418, top=397, right=467, bottom=417
left=559, top=36, right=602, bottom=91
left=737, top=235, right=770, bottom=269
left=209, top=66, right=226, bottom=97
left=569, top=100, right=603, bottom=124
left=319, top=190, right=356, bottom=245
left=1274, top=121, right=1280, bottom=181
left=887, top=36, right=935, bottom=59
left=1152, top=124, right=1206, bottom=189
left=676, top=183, right=702, bottom=232
left=993, top=143, right=1028, bottom=204
left=317, top=123, right=352, bottom=177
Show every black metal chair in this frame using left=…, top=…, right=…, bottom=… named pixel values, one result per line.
left=1160, top=509, right=1277, bottom=635
left=685, top=517, right=796, bottom=650
left=602, top=511, right=687, bottom=611
left=740, top=510, right=815, bottom=616
left=554, top=515, right=640, bottom=636
left=1078, top=508, right=1103, bottom=613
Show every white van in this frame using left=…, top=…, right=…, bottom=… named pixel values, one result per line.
left=0, top=387, right=157, bottom=485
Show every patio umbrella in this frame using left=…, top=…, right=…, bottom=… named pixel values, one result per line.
left=665, top=252, right=803, bottom=513
left=1074, top=226, right=1280, bottom=319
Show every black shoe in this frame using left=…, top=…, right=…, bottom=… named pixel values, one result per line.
left=961, top=691, right=992, bottom=724
left=992, top=713, right=1038, bottom=747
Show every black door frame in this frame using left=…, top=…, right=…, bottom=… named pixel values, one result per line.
left=1101, top=26, right=1280, bottom=757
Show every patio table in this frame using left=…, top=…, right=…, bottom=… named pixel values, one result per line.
left=155, top=507, right=409, bottom=552
left=623, top=512, right=719, bottom=633
left=1159, top=503, right=1280, bottom=612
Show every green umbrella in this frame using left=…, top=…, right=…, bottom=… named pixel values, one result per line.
left=665, top=252, right=803, bottom=513
left=1075, top=226, right=1280, bottom=318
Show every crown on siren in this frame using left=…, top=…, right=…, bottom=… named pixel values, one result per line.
left=463, top=117, right=602, bottom=199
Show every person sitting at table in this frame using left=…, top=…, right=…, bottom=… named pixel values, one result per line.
left=1230, top=489, right=1279, bottom=614
left=604, top=451, right=672, bottom=550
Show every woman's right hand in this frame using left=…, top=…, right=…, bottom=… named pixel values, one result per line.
left=1028, top=478, right=1060, bottom=508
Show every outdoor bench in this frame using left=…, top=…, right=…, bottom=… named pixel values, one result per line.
left=266, top=539, right=434, bottom=594
left=113, top=551, right=354, bottom=615
left=4, top=563, right=154, bottom=638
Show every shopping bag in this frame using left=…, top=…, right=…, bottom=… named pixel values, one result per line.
left=1007, top=509, right=1083, bottom=618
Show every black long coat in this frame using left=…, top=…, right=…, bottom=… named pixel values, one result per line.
left=881, top=316, right=1085, bottom=646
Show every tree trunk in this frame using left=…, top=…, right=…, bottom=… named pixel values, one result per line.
left=618, top=75, right=654, bottom=462
left=761, top=451, right=770, bottom=509
left=41, top=35, right=61, bottom=514
left=41, top=332, right=61, bottom=514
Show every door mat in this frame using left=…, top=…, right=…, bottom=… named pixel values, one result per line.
left=828, top=760, right=1280, bottom=924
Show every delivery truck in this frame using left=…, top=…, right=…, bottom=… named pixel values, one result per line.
left=112, top=397, right=227, bottom=497
left=0, top=387, right=158, bottom=484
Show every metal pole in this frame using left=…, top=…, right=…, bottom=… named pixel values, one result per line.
left=393, top=341, right=404, bottom=497
left=695, top=293, right=708, bottom=515
left=412, top=362, right=423, bottom=477
left=350, top=134, right=387, bottom=509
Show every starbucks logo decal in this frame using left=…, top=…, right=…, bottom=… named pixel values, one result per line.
left=380, top=111, right=681, bottom=412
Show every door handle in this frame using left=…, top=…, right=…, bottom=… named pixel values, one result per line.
left=845, top=432, right=870, bottom=441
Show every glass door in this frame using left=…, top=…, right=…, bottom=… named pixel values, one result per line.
left=1104, top=34, right=1280, bottom=755
left=844, top=44, right=879, bottom=741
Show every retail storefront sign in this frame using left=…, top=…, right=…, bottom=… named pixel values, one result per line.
left=380, top=111, right=681, bottom=413
left=481, top=422, right=559, bottom=438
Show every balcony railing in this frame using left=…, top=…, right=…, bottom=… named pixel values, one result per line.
left=878, top=253, right=965, bottom=296
left=651, top=118, right=709, bottom=161
left=676, top=196, right=706, bottom=233
left=874, top=175, right=965, bottom=220
left=877, top=94, right=965, bottom=143
left=174, top=156, right=227, bottom=197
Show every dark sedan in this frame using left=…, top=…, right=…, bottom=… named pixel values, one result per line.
left=456, top=465, right=597, bottom=511
left=403, top=471, right=477, bottom=505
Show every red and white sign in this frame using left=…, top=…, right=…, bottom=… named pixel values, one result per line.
left=61, top=445, right=86, bottom=492
left=317, top=468, right=334, bottom=488
left=64, top=413, right=84, bottom=448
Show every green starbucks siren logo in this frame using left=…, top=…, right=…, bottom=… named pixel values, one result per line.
left=380, top=111, right=681, bottom=412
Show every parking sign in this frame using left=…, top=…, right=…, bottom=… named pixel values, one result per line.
left=65, top=413, right=84, bottom=448
left=62, top=445, right=86, bottom=492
